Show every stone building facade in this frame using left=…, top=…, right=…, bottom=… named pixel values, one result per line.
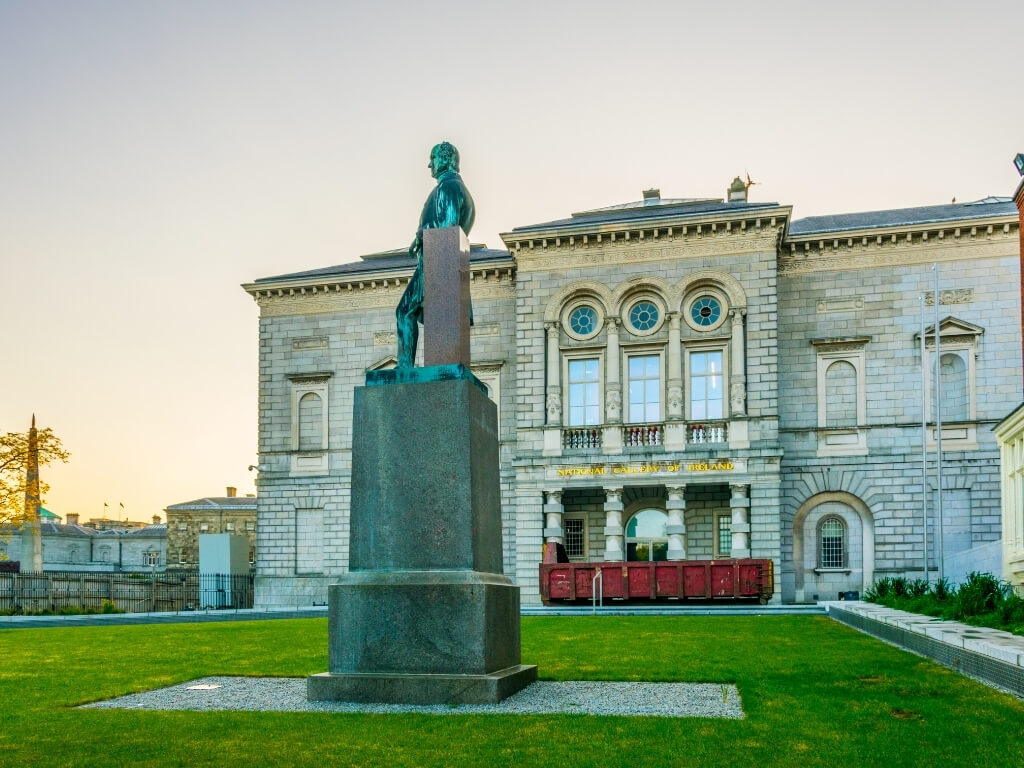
left=164, top=488, right=257, bottom=569
left=244, top=184, right=1021, bottom=607
left=0, top=519, right=167, bottom=571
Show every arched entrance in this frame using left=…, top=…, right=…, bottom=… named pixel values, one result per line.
left=626, top=508, right=668, bottom=561
left=792, top=492, right=874, bottom=603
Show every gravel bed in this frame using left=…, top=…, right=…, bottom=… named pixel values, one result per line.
left=81, top=677, right=744, bottom=718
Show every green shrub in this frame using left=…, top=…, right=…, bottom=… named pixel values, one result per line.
left=100, top=599, right=121, bottom=614
left=932, top=577, right=951, bottom=601
left=890, top=576, right=909, bottom=598
left=953, top=572, right=1006, bottom=620
left=908, top=578, right=929, bottom=597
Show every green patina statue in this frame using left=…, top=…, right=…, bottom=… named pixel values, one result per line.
left=396, top=141, right=476, bottom=368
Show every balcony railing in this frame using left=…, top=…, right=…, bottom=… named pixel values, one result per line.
left=625, top=423, right=663, bottom=447
left=689, top=422, right=727, bottom=444
left=562, top=427, right=602, bottom=450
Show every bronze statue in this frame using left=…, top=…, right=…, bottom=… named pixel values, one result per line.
left=396, top=142, right=475, bottom=368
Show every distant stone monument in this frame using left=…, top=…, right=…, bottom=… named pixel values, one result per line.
left=307, top=144, right=536, bottom=704
left=20, top=415, right=43, bottom=573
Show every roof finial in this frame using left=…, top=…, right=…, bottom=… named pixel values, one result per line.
left=31, top=413, right=35, bottom=429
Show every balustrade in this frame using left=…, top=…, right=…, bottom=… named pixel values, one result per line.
left=689, top=422, right=727, bottom=444
left=562, top=427, right=602, bottom=449
left=624, top=423, right=663, bottom=447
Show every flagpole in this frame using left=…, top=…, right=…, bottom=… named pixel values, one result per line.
left=933, top=263, right=945, bottom=582
left=920, top=293, right=929, bottom=585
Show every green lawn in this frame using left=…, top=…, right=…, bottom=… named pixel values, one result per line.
left=1, top=616, right=1022, bottom=767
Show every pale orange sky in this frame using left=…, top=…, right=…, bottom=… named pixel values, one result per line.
left=1, top=1, right=1022, bottom=522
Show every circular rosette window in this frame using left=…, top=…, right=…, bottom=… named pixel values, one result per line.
left=684, top=290, right=729, bottom=332
left=562, top=300, right=604, bottom=341
left=624, top=297, right=665, bottom=336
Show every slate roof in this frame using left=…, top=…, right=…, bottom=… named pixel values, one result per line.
left=254, top=246, right=512, bottom=284
left=509, top=198, right=782, bottom=234
left=165, top=497, right=257, bottom=511
left=789, top=197, right=1017, bottom=236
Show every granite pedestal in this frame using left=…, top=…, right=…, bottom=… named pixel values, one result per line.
left=308, top=366, right=536, bottom=704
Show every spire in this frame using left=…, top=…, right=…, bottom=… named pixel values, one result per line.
left=23, top=414, right=42, bottom=572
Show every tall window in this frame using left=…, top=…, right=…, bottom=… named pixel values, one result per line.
left=179, top=547, right=187, bottom=564
left=819, top=517, right=845, bottom=568
left=298, top=392, right=324, bottom=450
left=563, top=517, right=586, bottom=560
left=567, top=359, right=600, bottom=426
left=690, top=351, right=724, bottom=420
left=628, top=355, right=661, bottom=423
left=714, top=513, right=732, bottom=558
left=825, top=361, right=858, bottom=427
left=145, top=551, right=159, bottom=566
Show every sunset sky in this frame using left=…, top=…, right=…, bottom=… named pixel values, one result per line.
left=2, top=1, right=1022, bottom=522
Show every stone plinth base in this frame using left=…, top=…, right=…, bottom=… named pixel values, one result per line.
left=324, top=571, right=524, bottom=675
left=307, top=665, right=538, bottom=705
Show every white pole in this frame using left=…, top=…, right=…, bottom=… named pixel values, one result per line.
left=920, top=294, right=929, bottom=585
left=933, top=263, right=945, bottom=581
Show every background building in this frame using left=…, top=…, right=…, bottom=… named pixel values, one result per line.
left=164, top=487, right=257, bottom=569
left=0, top=514, right=166, bottom=572
left=245, top=180, right=1022, bottom=608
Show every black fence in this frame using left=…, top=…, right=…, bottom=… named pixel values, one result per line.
left=0, top=571, right=255, bottom=614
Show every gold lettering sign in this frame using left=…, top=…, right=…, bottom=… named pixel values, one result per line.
left=556, top=461, right=734, bottom=477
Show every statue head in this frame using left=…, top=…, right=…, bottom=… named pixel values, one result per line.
left=428, top=141, right=460, bottom=178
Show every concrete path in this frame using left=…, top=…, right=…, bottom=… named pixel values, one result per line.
left=826, top=601, right=1024, bottom=697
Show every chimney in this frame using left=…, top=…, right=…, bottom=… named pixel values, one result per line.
left=728, top=176, right=747, bottom=203
left=226, top=486, right=237, bottom=498
left=642, top=188, right=660, bottom=205
left=66, top=512, right=79, bottom=526
left=152, top=514, right=162, bottom=524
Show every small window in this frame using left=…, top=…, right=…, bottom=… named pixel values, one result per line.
left=177, top=522, right=188, bottom=531
left=199, top=523, right=209, bottom=532
left=145, top=551, right=159, bottom=566
left=249, top=547, right=256, bottom=564
left=564, top=517, right=586, bottom=560
left=226, top=522, right=235, bottom=531
left=246, top=521, right=255, bottom=531
left=819, top=517, right=846, bottom=568
left=178, top=547, right=187, bottom=564
left=714, top=513, right=732, bottom=558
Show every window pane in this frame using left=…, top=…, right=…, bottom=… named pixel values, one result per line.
left=693, top=401, right=706, bottom=420
left=585, top=382, right=599, bottom=408
left=569, top=360, right=584, bottom=379
left=692, top=378, right=706, bottom=400
left=629, top=357, right=643, bottom=378
left=707, top=351, right=722, bottom=373
left=717, top=516, right=732, bottom=556
left=707, top=399, right=723, bottom=419
left=691, top=353, right=706, bottom=374
left=584, top=360, right=599, bottom=380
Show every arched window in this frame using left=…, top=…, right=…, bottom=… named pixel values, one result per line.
left=298, top=392, right=324, bottom=451
left=819, top=517, right=846, bottom=568
left=825, top=361, right=857, bottom=427
left=939, top=352, right=968, bottom=422
left=625, top=508, right=668, bottom=561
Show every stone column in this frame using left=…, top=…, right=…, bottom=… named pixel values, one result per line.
left=666, top=312, right=683, bottom=420
left=605, top=318, right=622, bottom=424
left=603, top=488, right=625, bottom=561
left=542, top=490, right=564, bottom=545
left=666, top=485, right=687, bottom=561
left=730, top=483, right=751, bottom=559
left=545, top=323, right=561, bottom=425
left=729, top=309, right=746, bottom=416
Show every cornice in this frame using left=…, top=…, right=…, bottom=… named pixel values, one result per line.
left=778, top=224, right=1019, bottom=276
left=500, top=207, right=792, bottom=258
left=244, top=260, right=517, bottom=317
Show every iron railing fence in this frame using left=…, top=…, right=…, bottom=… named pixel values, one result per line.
left=0, top=570, right=255, bottom=614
